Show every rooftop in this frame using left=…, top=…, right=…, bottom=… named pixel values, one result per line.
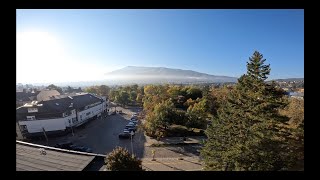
left=16, top=141, right=105, bottom=171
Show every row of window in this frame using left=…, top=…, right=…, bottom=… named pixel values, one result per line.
left=68, top=117, right=78, bottom=124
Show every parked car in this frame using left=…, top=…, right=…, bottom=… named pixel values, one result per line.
left=131, top=114, right=138, bottom=119
left=129, top=119, right=138, bottom=124
left=119, top=132, right=131, bottom=139
left=54, top=141, right=73, bottom=149
left=117, top=110, right=123, bottom=114
left=70, top=145, right=93, bottom=153
left=110, top=111, right=116, bottom=115
left=123, top=129, right=135, bottom=135
left=124, top=127, right=136, bottom=133
left=127, top=122, right=137, bottom=127
left=125, top=125, right=137, bottom=131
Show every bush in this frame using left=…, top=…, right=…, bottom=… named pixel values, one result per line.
left=105, top=147, right=143, bottom=171
left=166, top=125, right=205, bottom=137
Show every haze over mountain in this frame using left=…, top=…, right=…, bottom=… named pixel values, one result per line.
left=104, top=66, right=238, bottom=84
left=20, top=66, right=303, bottom=87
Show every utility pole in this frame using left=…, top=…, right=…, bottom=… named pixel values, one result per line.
left=42, top=127, right=48, bottom=145
left=130, top=131, right=134, bottom=157
left=71, top=123, right=74, bottom=136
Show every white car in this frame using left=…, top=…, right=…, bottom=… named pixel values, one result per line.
left=127, top=122, right=137, bottom=126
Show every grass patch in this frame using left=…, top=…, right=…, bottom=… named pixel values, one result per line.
left=166, top=125, right=205, bottom=137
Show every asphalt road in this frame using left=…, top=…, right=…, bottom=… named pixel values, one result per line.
left=31, top=107, right=146, bottom=157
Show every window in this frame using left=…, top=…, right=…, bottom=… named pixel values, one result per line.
left=63, top=112, right=70, bottom=117
left=26, top=116, right=35, bottom=120
left=68, top=119, right=71, bottom=124
left=28, top=108, right=38, bottom=113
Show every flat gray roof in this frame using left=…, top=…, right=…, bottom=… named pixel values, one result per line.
left=16, top=142, right=96, bottom=171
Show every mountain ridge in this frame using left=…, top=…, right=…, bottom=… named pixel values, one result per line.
left=105, top=66, right=238, bottom=83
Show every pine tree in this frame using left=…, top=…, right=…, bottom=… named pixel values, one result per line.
left=201, top=51, right=296, bottom=171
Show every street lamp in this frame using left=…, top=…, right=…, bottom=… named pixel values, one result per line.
left=130, top=131, right=134, bottom=156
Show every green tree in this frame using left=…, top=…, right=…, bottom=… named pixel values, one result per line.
left=144, top=99, right=175, bottom=137
left=185, top=86, right=202, bottom=100
left=129, top=91, right=137, bottom=104
left=98, top=85, right=110, bottom=97
left=116, top=91, right=130, bottom=107
left=186, top=98, right=208, bottom=130
left=201, top=51, right=295, bottom=171
left=153, top=99, right=175, bottom=130
left=109, top=89, right=119, bottom=102
left=207, top=86, right=232, bottom=116
left=105, top=147, right=143, bottom=171
left=136, top=93, right=144, bottom=105
left=47, top=84, right=63, bottom=94
left=84, top=86, right=98, bottom=95
left=280, top=98, right=304, bottom=170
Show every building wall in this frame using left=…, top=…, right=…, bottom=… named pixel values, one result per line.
left=17, top=98, right=107, bottom=136
left=18, top=114, right=76, bottom=133
left=76, top=103, right=104, bottom=126
left=16, top=123, right=24, bottom=140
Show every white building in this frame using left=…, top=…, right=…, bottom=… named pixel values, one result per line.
left=16, top=93, right=107, bottom=139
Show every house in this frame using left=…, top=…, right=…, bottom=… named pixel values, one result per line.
left=16, top=140, right=105, bottom=171
left=36, top=89, right=61, bottom=101
left=290, top=91, right=304, bottom=99
left=16, top=89, right=40, bottom=107
left=16, top=93, right=107, bottom=139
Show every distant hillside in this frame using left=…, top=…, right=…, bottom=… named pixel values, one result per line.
left=104, top=66, right=238, bottom=84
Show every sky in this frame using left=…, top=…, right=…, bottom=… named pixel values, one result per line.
left=16, top=9, right=304, bottom=84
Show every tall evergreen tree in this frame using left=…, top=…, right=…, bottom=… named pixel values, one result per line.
left=201, top=51, right=295, bottom=171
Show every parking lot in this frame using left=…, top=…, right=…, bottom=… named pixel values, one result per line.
left=32, top=106, right=146, bottom=158
left=29, top=106, right=205, bottom=170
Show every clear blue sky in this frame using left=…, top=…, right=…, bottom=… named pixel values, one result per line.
left=16, top=9, right=304, bottom=83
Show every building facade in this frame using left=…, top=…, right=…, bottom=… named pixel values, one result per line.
left=16, top=93, right=107, bottom=139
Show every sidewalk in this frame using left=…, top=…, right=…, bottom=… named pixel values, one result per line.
left=141, top=157, right=203, bottom=171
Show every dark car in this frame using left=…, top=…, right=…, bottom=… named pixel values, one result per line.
left=118, top=132, right=131, bottom=139
left=54, top=141, right=73, bottom=149
left=125, top=125, right=137, bottom=131
left=124, top=127, right=136, bottom=133
left=70, top=145, right=93, bottom=153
